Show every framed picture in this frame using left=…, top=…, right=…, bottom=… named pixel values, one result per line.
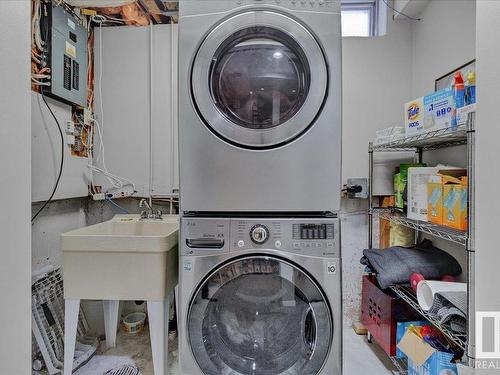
left=435, top=59, right=475, bottom=91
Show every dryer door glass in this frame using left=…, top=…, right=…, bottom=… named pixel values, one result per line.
left=187, top=256, right=333, bottom=375
left=210, top=27, right=310, bottom=130
left=191, top=11, right=328, bottom=148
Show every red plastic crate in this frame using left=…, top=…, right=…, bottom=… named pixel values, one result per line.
left=361, top=275, right=419, bottom=356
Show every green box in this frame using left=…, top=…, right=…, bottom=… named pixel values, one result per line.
left=394, top=163, right=426, bottom=209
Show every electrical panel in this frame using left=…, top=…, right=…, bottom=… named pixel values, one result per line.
left=46, top=4, right=88, bottom=108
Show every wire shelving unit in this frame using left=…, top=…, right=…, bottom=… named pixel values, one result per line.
left=390, top=285, right=467, bottom=351
left=372, top=209, right=467, bottom=246
left=367, top=114, right=475, bottom=370
left=390, top=356, right=408, bottom=375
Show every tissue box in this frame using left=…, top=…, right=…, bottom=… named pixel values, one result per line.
left=405, top=89, right=455, bottom=137
left=397, top=329, right=458, bottom=375
left=443, top=176, right=468, bottom=231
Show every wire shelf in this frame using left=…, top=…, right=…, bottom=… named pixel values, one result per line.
left=373, top=210, right=467, bottom=246
left=370, top=124, right=468, bottom=151
left=390, top=356, right=408, bottom=374
left=32, top=268, right=98, bottom=374
left=390, top=285, right=467, bottom=352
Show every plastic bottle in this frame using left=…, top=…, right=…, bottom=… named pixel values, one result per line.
left=452, top=71, right=465, bottom=128
left=466, top=71, right=476, bottom=105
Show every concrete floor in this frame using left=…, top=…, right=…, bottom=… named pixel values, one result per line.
left=75, top=326, right=396, bottom=375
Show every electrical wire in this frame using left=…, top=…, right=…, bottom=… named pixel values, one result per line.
left=84, top=20, right=137, bottom=196
left=105, top=197, right=130, bottom=214
left=32, top=92, right=65, bottom=223
left=381, top=0, right=422, bottom=21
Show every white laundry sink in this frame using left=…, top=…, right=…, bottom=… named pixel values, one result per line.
left=62, top=215, right=178, bottom=301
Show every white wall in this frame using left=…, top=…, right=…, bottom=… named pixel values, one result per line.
left=341, top=17, right=413, bottom=324
left=410, top=0, right=476, bottom=97
left=93, top=24, right=178, bottom=198
left=342, top=19, right=413, bottom=184
left=0, top=1, right=31, bottom=374
left=475, top=0, right=500, bottom=356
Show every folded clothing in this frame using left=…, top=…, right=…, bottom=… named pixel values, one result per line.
left=428, top=291, right=467, bottom=334
left=360, top=239, right=462, bottom=289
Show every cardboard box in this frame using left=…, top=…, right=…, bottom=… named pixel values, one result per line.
left=405, top=97, right=424, bottom=137
left=423, top=89, right=455, bottom=133
left=456, top=103, right=476, bottom=126
left=443, top=176, right=468, bottom=231
left=427, top=169, right=467, bottom=226
left=405, top=89, right=455, bottom=137
left=407, top=167, right=442, bottom=221
left=397, top=329, right=458, bottom=375
left=396, top=321, right=429, bottom=359
left=394, top=164, right=427, bottom=210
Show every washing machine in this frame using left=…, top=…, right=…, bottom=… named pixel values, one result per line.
left=179, top=216, right=342, bottom=375
left=178, top=0, right=342, bottom=213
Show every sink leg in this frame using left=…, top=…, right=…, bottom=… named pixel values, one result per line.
left=148, top=295, right=170, bottom=375
left=64, top=299, right=80, bottom=375
left=103, top=300, right=120, bottom=348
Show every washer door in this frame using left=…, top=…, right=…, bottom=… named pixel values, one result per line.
left=191, top=11, right=328, bottom=148
left=187, top=256, right=333, bottom=375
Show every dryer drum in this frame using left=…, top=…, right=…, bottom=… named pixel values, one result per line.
left=187, top=256, right=333, bottom=375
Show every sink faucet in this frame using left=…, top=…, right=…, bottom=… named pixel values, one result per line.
left=139, top=198, right=162, bottom=220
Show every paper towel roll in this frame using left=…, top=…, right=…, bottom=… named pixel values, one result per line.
left=416, top=280, right=467, bottom=311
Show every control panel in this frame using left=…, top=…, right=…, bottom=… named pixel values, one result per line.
left=182, top=217, right=340, bottom=258
left=293, top=223, right=334, bottom=240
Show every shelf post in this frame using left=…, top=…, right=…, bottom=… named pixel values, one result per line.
left=466, top=112, right=476, bottom=365
left=368, top=142, right=374, bottom=249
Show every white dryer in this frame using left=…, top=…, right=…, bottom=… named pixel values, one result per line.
left=178, top=0, right=342, bottom=213
left=179, top=216, right=342, bottom=374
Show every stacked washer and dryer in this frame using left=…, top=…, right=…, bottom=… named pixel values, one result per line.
left=178, top=1, right=342, bottom=374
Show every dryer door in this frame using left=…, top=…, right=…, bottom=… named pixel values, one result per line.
left=187, top=256, right=333, bottom=375
left=191, top=11, right=328, bottom=148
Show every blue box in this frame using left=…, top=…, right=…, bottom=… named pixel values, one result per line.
left=408, top=351, right=458, bottom=375
left=396, top=321, right=428, bottom=358
left=398, top=329, right=458, bottom=375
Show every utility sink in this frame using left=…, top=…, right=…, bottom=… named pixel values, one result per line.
left=62, top=214, right=179, bottom=301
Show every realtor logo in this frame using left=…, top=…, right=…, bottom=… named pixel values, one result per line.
left=476, top=312, right=500, bottom=359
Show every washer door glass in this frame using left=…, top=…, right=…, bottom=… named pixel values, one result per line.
left=210, top=27, right=310, bottom=130
left=187, top=256, right=333, bottom=375
left=191, top=11, right=328, bottom=148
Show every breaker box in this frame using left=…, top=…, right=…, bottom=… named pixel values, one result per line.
left=46, top=4, right=88, bottom=108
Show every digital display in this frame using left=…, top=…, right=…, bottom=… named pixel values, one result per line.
left=293, top=224, right=334, bottom=240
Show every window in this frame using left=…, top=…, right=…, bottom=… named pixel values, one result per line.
left=341, top=0, right=378, bottom=37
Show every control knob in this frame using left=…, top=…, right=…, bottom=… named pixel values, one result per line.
left=250, top=224, right=269, bottom=244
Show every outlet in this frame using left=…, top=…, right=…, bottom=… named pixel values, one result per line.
left=346, top=178, right=368, bottom=199
left=105, top=189, right=136, bottom=200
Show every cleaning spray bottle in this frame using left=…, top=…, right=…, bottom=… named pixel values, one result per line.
left=452, top=71, right=465, bottom=128
left=466, top=71, right=476, bottom=105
